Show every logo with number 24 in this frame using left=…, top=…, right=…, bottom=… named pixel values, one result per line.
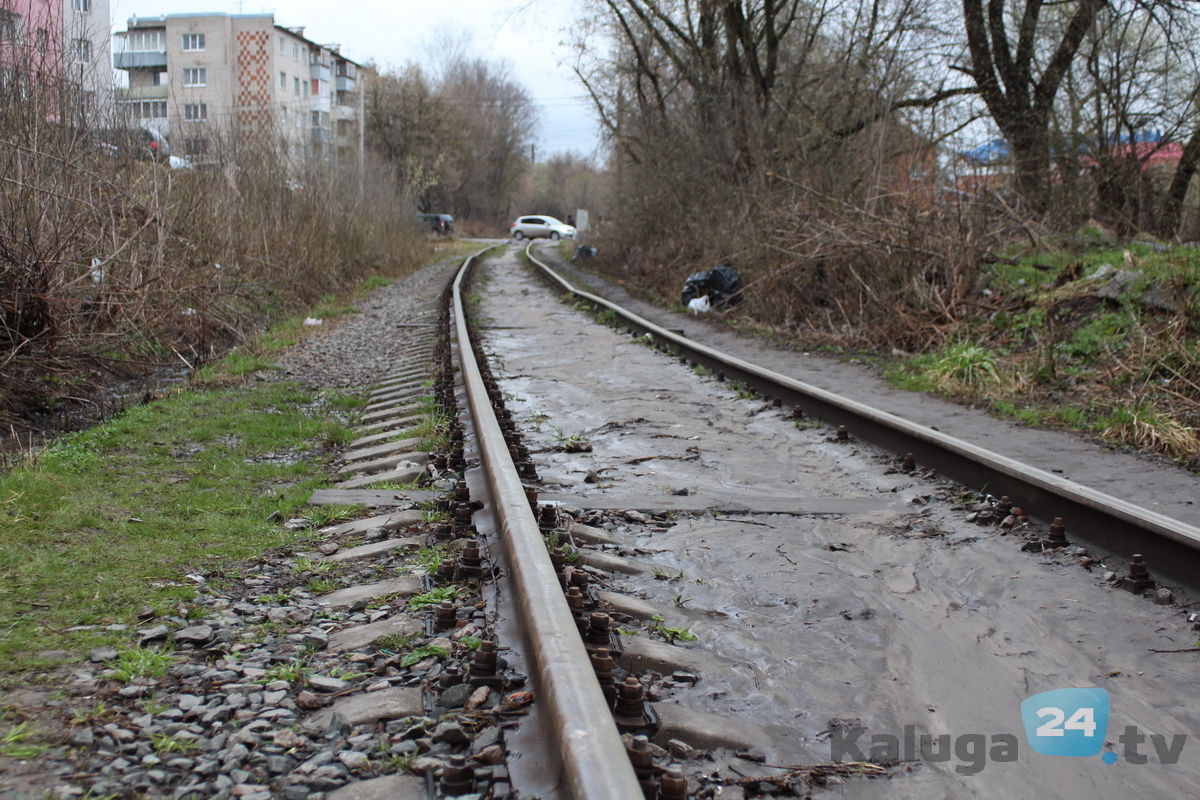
left=1020, top=687, right=1109, bottom=758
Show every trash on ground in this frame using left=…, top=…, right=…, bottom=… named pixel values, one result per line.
left=680, top=263, right=743, bottom=311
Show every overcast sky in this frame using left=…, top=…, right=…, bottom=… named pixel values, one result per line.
left=108, top=0, right=607, bottom=160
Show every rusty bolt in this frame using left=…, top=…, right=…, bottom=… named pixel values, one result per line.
left=901, top=453, right=916, bottom=472
left=836, top=425, right=849, bottom=441
left=1121, top=554, right=1156, bottom=593
left=772, top=397, right=782, bottom=407
left=469, top=640, right=500, bottom=687
left=995, top=496, right=1013, bottom=516
left=439, top=665, right=463, bottom=689
left=434, top=600, right=457, bottom=633
left=439, top=754, right=475, bottom=796
left=614, top=676, right=653, bottom=732
left=659, top=764, right=689, bottom=800
left=565, top=586, right=585, bottom=616
left=1045, top=517, right=1068, bottom=547
left=590, top=647, right=616, bottom=705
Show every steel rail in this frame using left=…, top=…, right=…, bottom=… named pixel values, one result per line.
left=453, top=247, right=643, bottom=799
left=525, top=243, right=1200, bottom=590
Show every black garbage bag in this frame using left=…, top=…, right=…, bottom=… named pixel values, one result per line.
left=709, top=263, right=743, bottom=306
left=571, top=245, right=598, bottom=262
left=681, top=263, right=743, bottom=308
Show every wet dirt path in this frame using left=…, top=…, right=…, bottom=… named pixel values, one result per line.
left=476, top=246, right=1198, bottom=800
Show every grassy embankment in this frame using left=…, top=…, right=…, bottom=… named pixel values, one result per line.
left=0, top=245, right=470, bottom=682
left=887, top=241, right=1200, bottom=466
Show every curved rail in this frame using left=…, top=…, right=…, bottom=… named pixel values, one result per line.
left=525, top=243, right=1200, bottom=590
left=452, top=246, right=642, bottom=799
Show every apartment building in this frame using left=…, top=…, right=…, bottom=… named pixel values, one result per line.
left=0, top=0, right=111, bottom=113
left=112, top=12, right=362, bottom=165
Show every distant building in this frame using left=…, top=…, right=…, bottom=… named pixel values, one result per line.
left=0, top=0, right=112, bottom=119
left=112, top=12, right=362, bottom=165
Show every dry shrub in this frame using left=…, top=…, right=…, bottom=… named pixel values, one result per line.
left=0, top=80, right=428, bottom=429
left=595, top=180, right=1020, bottom=355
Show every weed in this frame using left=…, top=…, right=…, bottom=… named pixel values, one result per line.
left=149, top=732, right=199, bottom=754
left=140, top=696, right=169, bottom=715
left=545, top=531, right=579, bottom=564
left=1099, top=401, right=1200, bottom=462
left=301, top=504, right=364, bottom=528
left=729, top=380, right=756, bottom=400
left=0, top=721, right=46, bottom=759
left=362, top=276, right=393, bottom=290
left=409, top=586, right=458, bottom=609
left=673, top=594, right=692, bottom=608
left=925, top=341, right=1004, bottom=393
left=373, top=631, right=421, bottom=653
left=261, top=660, right=308, bottom=684
left=388, top=753, right=417, bottom=774
left=399, top=643, right=450, bottom=667
left=71, top=701, right=113, bottom=726
left=652, top=567, right=685, bottom=581
left=306, top=578, right=339, bottom=594
left=112, top=648, right=175, bottom=684
left=649, top=615, right=698, bottom=644
left=596, top=309, right=617, bottom=326
left=550, top=426, right=592, bottom=453
left=411, top=542, right=450, bottom=574
left=693, top=364, right=712, bottom=377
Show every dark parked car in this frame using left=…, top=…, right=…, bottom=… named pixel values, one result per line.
left=419, top=214, right=455, bottom=235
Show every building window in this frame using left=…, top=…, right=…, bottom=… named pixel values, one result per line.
left=279, top=71, right=286, bottom=89
left=292, top=43, right=298, bottom=60
left=0, top=11, right=22, bottom=44
left=293, top=77, right=300, bottom=95
left=122, top=100, right=167, bottom=119
left=72, top=0, right=90, bottom=11
left=184, top=103, right=207, bottom=121
left=279, top=35, right=286, bottom=54
left=182, top=33, right=205, bottom=51
left=184, top=138, right=208, bottom=155
left=73, top=38, right=91, bottom=63
left=124, top=30, right=164, bottom=52
left=183, top=68, right=206, bottom=86
left=279, top=104, right=288, bottom=123
left=153, top=70, right=167, bottom=86
left=35, top=29, right=46, bottom=54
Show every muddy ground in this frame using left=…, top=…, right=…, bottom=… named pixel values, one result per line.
left=476, top=244, right=1200, bottom=800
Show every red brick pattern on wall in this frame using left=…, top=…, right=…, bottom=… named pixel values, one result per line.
left=235, top=30, right=271, bottom=126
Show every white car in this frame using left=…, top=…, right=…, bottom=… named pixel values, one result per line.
left=510, top=215, right=576, bottom=240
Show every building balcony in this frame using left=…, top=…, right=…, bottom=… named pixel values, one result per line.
left=117, top=84, right=168, bottom=100
left=310, top=127, right=330, bottom=145
left=309, top=63, right=330, bottom=82
left=114, top=51, right=166, bottom=69
left=335, top=75, right=354, bottom=92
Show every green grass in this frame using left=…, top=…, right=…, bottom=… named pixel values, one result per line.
left=0, top=378, right=339, bottom=675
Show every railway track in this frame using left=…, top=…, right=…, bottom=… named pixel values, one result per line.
left=306, top=242, right=1200, bottom=799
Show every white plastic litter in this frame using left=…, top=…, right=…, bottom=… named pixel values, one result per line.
left=303, top=317, right=323, bottom=326
left=687, top=296, right=711, bottom=313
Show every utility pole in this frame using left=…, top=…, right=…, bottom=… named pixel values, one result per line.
left=530, top=143, right=535, bottom=164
